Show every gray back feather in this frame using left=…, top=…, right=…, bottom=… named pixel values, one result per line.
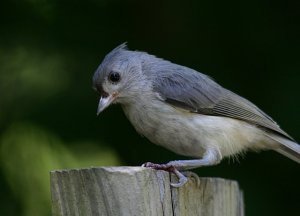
left=142, top=56, right=293, bottom=140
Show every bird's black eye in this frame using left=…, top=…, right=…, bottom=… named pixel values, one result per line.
left=108, top=71, right=121, bottom=83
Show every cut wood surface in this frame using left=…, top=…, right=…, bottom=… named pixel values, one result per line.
left=50, top=166, right=244, bottom=216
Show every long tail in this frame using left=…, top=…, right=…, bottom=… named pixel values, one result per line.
left=268, top=134, right=300, bottom=164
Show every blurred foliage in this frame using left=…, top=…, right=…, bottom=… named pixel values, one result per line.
left=0, top=122, right=120, bottom=216
left=0, top=0, right=299, bottom=215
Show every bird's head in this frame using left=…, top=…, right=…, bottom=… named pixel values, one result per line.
left=92, top=43, right=147, bottom=115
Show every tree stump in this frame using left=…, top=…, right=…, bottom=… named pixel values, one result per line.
left=50, top=166, right=244, bottom=216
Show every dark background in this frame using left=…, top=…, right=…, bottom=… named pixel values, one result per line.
left=0, top=0, right=299, bottom=215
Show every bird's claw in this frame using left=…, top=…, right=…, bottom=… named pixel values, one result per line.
left=181, top=171, right=200, bottom=187
left=142, top=162, right=176, bottom=172
left=142, top=162, right=194, bottom=187
left=170, top=169, right=188, bottom=187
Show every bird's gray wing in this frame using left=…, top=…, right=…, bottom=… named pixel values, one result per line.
left=151, top=66, right=293, bottom=140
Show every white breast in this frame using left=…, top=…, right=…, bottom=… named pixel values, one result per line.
left=121, top=97, right=274, bottom=159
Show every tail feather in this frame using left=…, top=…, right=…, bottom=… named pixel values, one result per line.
left=267, top=134, right=300, bottom=164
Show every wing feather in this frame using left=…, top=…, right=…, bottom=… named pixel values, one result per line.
left=146, top=61, right=293, bottom=140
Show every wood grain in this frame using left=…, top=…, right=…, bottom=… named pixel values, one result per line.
left=50, top=167, right=244, bottom=216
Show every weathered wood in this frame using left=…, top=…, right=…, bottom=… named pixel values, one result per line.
left=50, top=167, right=244, bottom=216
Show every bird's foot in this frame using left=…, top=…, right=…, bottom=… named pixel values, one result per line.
left=181, top=171, right=200, bottom=187
left=142, top=162, right=176, bottom=172
left=142, top=162, right=189, bottom=187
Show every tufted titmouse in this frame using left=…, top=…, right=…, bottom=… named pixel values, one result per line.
left=93, top=43, right=300, bottom=187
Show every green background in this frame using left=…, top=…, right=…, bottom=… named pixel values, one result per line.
left=0, top=0, right=299, bottom=215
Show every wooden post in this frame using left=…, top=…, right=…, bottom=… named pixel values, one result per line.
left=50, top=167, right=244, bottom=216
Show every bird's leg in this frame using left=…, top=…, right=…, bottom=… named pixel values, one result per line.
left=142, top=148, right=222, bottom=187
left=166, top=148, right=222, bottom=170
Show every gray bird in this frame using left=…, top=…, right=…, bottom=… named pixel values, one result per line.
left=93, top=43, right=300, bottom=187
